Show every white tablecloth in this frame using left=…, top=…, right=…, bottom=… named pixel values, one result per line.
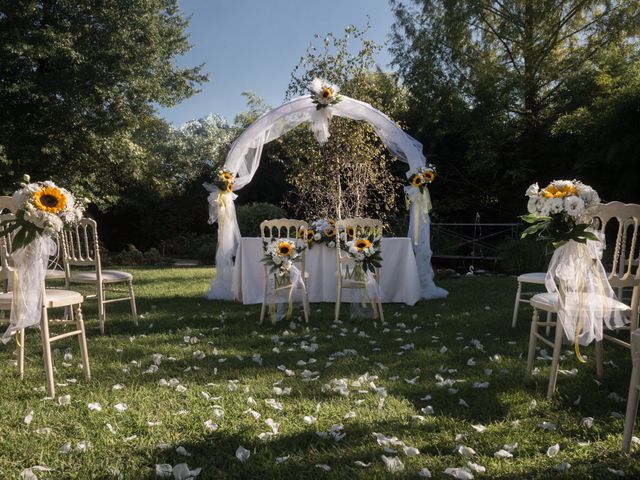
left=231, top=237, right=421, bottom=305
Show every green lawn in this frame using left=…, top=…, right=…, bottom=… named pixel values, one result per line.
left=0, top=267, right=637, bottom=479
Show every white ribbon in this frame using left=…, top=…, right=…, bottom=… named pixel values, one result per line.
left=545, top=232, right=628, bottom=348
left=364, top=270, right=381, bottom=303
left=309, top=107, right=333, bottom=144
left=2, top=234, right=56, bottom=344
left=404, top=186, right=432, bottom=246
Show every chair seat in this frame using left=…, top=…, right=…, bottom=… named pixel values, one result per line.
left=517, top=272, right=547, bottom=284
left=70, top=270, right=132, bottom=283
left=0, top=289, right=83, bottom=309
left=530, top=292, right=631, bottom=314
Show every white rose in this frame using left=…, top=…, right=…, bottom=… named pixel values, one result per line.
left=327, top=241, right=335, bottom=248
left=355, top=252, right=365, bottom=261
left=314, top=233, right=322, bottom=241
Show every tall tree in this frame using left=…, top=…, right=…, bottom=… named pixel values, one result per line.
left=279, top=25, right=407, bottom=223
left=390, top=0, right=640, bottom=218
left=0, top=0, right=206, bottom=207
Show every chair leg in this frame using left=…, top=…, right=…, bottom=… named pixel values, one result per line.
left=75, top=304, right=91, bottom=380
left=377, top=299, right=384, bottom=323
left=546, top=319, right=565, bottom=401
left=512, top=282, right=522, bottom=328
left=334, top=280, right=342, bottom=322
left=40, top=307, right=55, bottom=397
left=302, top=289, right=310, bottom=324
left=545, top=311, right=552, bottom=336
left=128, top=280, right=138, bottom=326
left=97, top=282, right=105, bottom=334
left=527, top=309, right=539, bottom=373
left=595, top=340, right=604, bottom=379
left=17, top=328, right=25, bottom=380
left=623, top=365, right=640, bottom=453
left=259, top=274, right=268, bottom=324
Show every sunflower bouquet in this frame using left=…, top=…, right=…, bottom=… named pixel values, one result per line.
left=214, top=168, right=235, bottom=193
left=521, top=180, right=600, bottom=248
left=262, top=238, right=306, bottom=278
left=308, top=78, right=342, bottom=110
left=341, top=236, right=383, bottom=274
left=0, top=176, right=84, bottom=250
left=301, top=218, right=337, bottom=248
left=407, top=164, right=437, bottom=193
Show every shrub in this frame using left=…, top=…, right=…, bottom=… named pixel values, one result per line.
left=236, top=202, right=288, bottom=237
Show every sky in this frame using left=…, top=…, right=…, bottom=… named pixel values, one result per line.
left=157, top=0, right=397, bottom=127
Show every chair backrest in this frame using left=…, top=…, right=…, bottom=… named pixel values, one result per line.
left=592, top=202, right=640, bottom=289
left=0, top=196, right=17, bottom=283
left=260, top=219, right=308, bottom=243
left=61, top=217, right=101, bottom=273
left=335, top=217, right=384, bottom=263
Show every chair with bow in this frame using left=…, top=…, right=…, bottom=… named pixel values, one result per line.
left=259, top=219, right=310, bottom=324
left=526, top=202, right=640, bottom=400
left=0, top=196, right=91, bottom=397
left=334, top=218, right=384, bottom=322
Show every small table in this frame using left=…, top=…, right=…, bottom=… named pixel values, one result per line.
left=231, top=237, right=421, bottom=305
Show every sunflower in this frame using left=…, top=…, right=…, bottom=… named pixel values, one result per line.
left=297, top=227, right=306, bottom=239
left=328, top=219, right=335, bottom=225
left=346, top=226, right=355, bottom=237
left=221, top=171, right=234, bottom=182
left=422, top=170, right=436, bottom=183
left=226, top=181, right=233, bottom=192
left=321, top=86, right=334, bottom=100
left=354, top=238, right=372, bottom=251
left=542, top=185, right=557, bottom=198
left=410, top=174, right=425, bottom=188
left=277, top=241, right=294, bottom=256
left=33, top=186, right=67, bottom=214
left=324, top=226, right=336, bottom=238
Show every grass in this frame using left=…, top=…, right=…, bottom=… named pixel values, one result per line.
left=0, top=267, right=638, bottom=479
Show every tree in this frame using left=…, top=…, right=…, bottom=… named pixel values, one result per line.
left=390, top=0, right=640, bottom=218
left=0, top=0, right=206, bottom=207
left=278, top=25, right=407, bottom=223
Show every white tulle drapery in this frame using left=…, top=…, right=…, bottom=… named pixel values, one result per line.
left=2, top=235, right=56, bottom=343
left=205, top=95, right=447, bottom=300
left=545, top=234, right=628, bottom=347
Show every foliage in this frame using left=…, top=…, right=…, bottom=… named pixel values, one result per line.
left=0, top=270, right=638, bottom=478
left=497, top=237, right=550, bottom=274
left=278, top=25, right=408, bottom=223
left=0, top=0, right=206, bottom=208
left=390, top=0, right=640, bottom=220
left=235, top=202, right=288, bottom=237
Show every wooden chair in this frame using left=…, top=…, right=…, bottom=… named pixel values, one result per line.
left=623, top=328, right=640, bottom=453
left=259, top=219, right=310, bottom=324
left=526, top=202, right=640, bottom=400
left=61, top=218, right=138, bottom=334
left=334, top=218, right=384, bottom=322
left=512, top=272, right=548, bottom=327
left=0, top=196, right=90, bottom=397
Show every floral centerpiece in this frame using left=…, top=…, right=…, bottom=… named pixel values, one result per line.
left=213, top=168, right=235, bottom=193
left=301, top=218, right=337, bottom=248
left=520, top=180, right=600, bottom=248
left=1, top=176, right=84, bottom=249
left=309, top=78, right=342, bottom=110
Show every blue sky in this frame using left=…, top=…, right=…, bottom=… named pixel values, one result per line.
left=157, top=0, right=397, bottom=127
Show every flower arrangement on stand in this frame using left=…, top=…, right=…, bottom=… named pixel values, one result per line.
left=301, top=218, right=337, bottom=248
left=520, top=180, right=600, bottom=248
left=407, top=164, right=437, bottom=193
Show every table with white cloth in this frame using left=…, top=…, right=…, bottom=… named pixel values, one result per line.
left=231, top=237, right=421, bottom=305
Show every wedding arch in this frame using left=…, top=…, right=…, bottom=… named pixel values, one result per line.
left=205, top=92, right=448, bottom=301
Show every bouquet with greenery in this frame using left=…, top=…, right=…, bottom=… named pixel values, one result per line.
left=520, top=180, right=600, bottom=248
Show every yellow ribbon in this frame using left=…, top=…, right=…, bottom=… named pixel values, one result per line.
left=216, top=191, right=228, bottom=250
left=409, top=188, right=432, bottom=246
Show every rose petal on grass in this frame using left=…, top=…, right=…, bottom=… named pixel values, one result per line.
left=443, top=467, right=474, bottom=479
left=87, top=402, right=102, bottom=412
left=381, top=455, right=405, bottom=473
left=236, top=446, right=250, bottom=462
left=546, top=443, right=560, bottom=457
